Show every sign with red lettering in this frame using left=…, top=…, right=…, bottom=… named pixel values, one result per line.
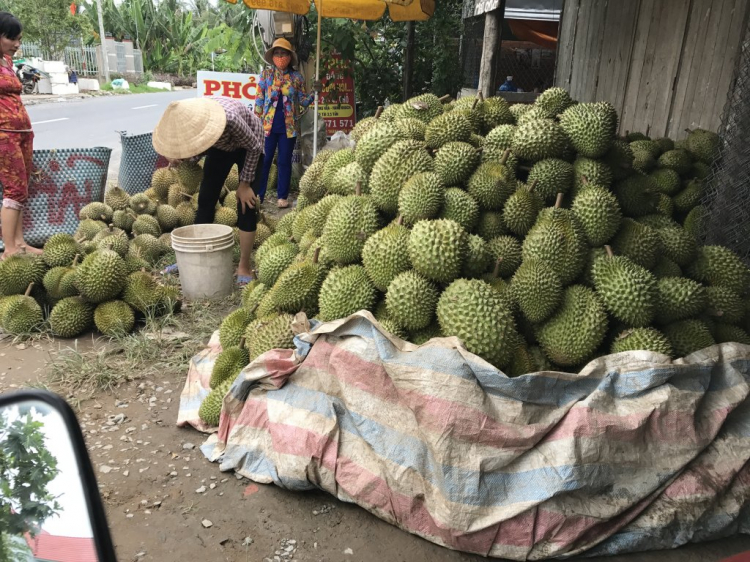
left=197, top=71, right=260, bottom=109
left=318, top=52, right=356, bottom=135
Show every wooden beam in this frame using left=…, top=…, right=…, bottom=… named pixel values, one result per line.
left=478, top=1, right=506, bottom=98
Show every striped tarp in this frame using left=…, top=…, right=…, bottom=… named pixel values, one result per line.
left=177, top=312, right=750, bottom=559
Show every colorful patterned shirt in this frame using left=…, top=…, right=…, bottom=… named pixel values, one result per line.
left=204, top=97, right=264, bottom=184
left=254, top=67, right=315, bottom=138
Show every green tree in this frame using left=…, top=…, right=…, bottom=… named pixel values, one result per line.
left=0, top=409, right=60, bottom=560
left=4, top=0, right=93, bottom=58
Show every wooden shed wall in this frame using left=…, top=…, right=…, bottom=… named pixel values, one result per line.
left=554, top=0, right=750, bottom=138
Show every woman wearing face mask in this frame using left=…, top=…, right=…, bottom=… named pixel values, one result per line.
left=0, top=12, right=39, bottom=259
left=254, top=38, right=318, bottom=209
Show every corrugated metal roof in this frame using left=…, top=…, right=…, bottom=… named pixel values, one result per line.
left=463, top=0, right=562, bottom=20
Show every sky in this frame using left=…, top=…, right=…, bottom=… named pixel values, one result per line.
left=3, top=401, right=94, bottom=539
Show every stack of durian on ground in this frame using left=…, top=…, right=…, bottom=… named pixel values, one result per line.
left=190, top=88, right=747, bottom=426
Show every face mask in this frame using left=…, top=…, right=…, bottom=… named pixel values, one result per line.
left=273, top=53, right=291, bottom=70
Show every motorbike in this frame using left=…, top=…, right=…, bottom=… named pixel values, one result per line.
left=13, top=62, right=43, bottom=95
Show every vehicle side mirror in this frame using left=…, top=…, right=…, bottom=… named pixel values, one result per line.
left=0, top=390, right=117, bottom=561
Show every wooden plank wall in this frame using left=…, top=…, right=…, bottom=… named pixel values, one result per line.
left=554, top=0, right=750, bottom=138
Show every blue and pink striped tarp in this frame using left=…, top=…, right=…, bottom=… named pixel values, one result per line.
left=177, top=311, right=750, bottom=559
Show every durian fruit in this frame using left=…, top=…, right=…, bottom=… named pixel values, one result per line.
left=407, top=219, right=468, bottom=284
left=522, top=196, right=587, bottom=285
left=536, top=285, right=608, bottom=367
left=686, top=246, right=750, bottom=296
left=222, top=191, right=237, bottom=210
left=533, top=87, right=574, bottom=118
left=43, top=234, right=80, bottom=268
left=130, top=234, right=166, bottom=264
left=43, top=256, right=80, bottom=299
left=329, top=161, right=369, bottom=196
left=104, top=186, right=130, bottom=211
left=573, top=157, right=613, bottom=193
left=610, top=327, right=673, bottom=357
left=439, top=188, right=480, bottom=232
left=151, top=167, right=175, bottom=197
left=129, top=193, right=157, bottom=215
left=361, top=219, right=411, bottom=291
left=350, top=116, right=379, bottom=143
left=527, top=158, right=574, bottom=204
left=686, top=128, right=720, bottom=164
left=410, top=323, right=443, bottom=345
left=511, top=118, right=570, bottom=162
left=627, top=132, right=650, bottom=142
left=76, top=218, right=107, bottom=241
left=320, top=148, right=355, bottom=192
left=502, top=181, right=544, bottom=237
left=241, top=282, right=268, bottom=315
left=480, top=97, right=515, bottom=131
left=219, top=307, right=252, bottom=350
left=654, top=277, right=708, bottom=324
left=672, top=179, right=703, bottom=214
left=174, top=161, right=204, bottom=193
left=486, top=235, right=523, bottom=279
left=630, top=140, right=661, bottom=159
left=320, top=191, right=380, bottom=265
left=655, top=226, right=696, bottom=266
left=509, top=103, right=531, bottom=122
left=397, top=93, right=444, bottom=123
left=298, top=159, right=329, bottom=203
left=476, top=211, right=507, bottom=241
left=370, top=140, right=433, bottom=215
left=466, top=156, right=516, bottom=211
left=398, top=172, right=445, bottom=226
left=210, top=338, right=250, bottom=389
left=433, top=141, right=480, bottom=186
left=199, top=377, right=233, bottom=427
left=571, top=182, right=622, bottom=246
left=0, top=252, right=46, bottom=296
left=94, top=300, right=135, bottom=337
left=683, top=205, right=705, bottom=240
left=1, top=283, right=43, bottom=334
left=649, top=168, right=681, bottom=196
left=482, top=124, right=516, bottom=163
left=394, top=117, right=427, bottom=141
left=657, top=149, right=692, bottom=176
left=112, top=210, right=136, bottom=233
left=271, top=249, right=328, bottom=315
left=631, top=147, right=657, bottom=174
left=155, top=205, right=179, bottom=232
left=559, top=102, right=616, bottom=158
left=613, top=174, right=660, bottom=217
left=592, top=247, right=657, bottom=327
left=386, top=271, right=439, bottom=332
left=511, top=259, right=563, bottom=323
left=255, top=234, right=296, bottom=265
left=132, top=214, right=162, bottom=237
left=317, top=265, right=378, bottom=322
left=603, top=140, right=635, bottom=180
left=663, top=319, right=716, bottom=357
left=291, top=205, right=317, bottom=243
left=257, top=244, right=298, bottom=287
left=123, top=251, right=150, bottom=275
left=354, top=123, right=408, bottom=173
left=611, top=218, right=660, bottom=270
left=705, top=286, right=744, bottom=325
left=75, top=250, right=127, bottom=303
left=49, top=296, right=95, bottom=338
left=712, top=324, right=750, bottom=345
left=462, top=234, right=492, bottom=278
left=652, top=258, right=683, bottom=279
left=167, top=183, right=185, bottom=207
left=437, top=278, right=518, bottom=369
left=79, top=202, right=114, bottom=222
left=122, top=270, right=164, bottom=313
left=96, top=231, right=130, bottom=258
left=425, top=112, right=472, bottom=148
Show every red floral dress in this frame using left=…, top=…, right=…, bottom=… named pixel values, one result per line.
left=0, top=55, right=34, bottom=209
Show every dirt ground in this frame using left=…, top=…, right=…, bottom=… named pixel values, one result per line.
left=3, top=209, right=750, bottom=562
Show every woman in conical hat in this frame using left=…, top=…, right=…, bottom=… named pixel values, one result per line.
left=153, top=95, right=264, bottom=286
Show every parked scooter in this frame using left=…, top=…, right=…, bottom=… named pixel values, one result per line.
left=14, top=61, right=43, bottom=95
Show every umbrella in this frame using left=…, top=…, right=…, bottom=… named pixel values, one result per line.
left=225, top=0, right=436, bottom=155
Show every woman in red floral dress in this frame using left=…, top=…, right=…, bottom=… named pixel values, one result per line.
left=0, top=12, right=39, bottom=258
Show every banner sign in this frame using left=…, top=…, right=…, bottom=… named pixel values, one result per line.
left=197, top=71, right=260, bottom=109
left=318, top=52, right=356, bottom=135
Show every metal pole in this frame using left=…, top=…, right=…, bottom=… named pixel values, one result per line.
left=313, top=0, right=322, bottom=159
left=95, top=0, right=110, bottom=82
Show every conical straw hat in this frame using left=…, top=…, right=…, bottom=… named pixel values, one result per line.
left=152, top=98, right=227, bottom=159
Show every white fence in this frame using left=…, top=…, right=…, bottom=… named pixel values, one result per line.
left=21, top=42, right=144, bottom=79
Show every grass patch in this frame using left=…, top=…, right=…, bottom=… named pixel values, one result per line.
left=100, top=83, right=170, bottom=94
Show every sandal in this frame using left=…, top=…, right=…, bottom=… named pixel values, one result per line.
left=161, top=263, right=179, bottom=275
left=277, top=199, right=289, bottom=209
left=236, top=274, right=254, bottom=288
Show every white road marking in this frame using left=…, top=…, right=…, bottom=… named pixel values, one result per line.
left=132, top=104, right=158, bottom=110
left=31, top=118, right=69, bottom=125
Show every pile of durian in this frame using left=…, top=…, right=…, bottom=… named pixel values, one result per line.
left=197, top=87, right=750, bottom=426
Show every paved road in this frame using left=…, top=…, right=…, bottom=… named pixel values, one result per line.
left=24, top=90, right=195, bottom=183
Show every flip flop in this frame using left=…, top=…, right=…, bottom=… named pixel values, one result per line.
left=236, top=275, right=254, bottom=288
left=277, top=199, right=289, bottom=209
left=161, top=263, right=179, bottom=275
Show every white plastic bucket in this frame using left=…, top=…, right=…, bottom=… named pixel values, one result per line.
left=171, top=224, right=235, bottom=300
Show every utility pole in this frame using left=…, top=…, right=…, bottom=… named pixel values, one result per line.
left=478, top=0, right=506, bottom=98
left=96, top=0, right=110, bottom=82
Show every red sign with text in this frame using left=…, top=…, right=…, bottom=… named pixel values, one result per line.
left=318, top=52, right=356, bottom=135
left=197, top=71, right=259, bottom=109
